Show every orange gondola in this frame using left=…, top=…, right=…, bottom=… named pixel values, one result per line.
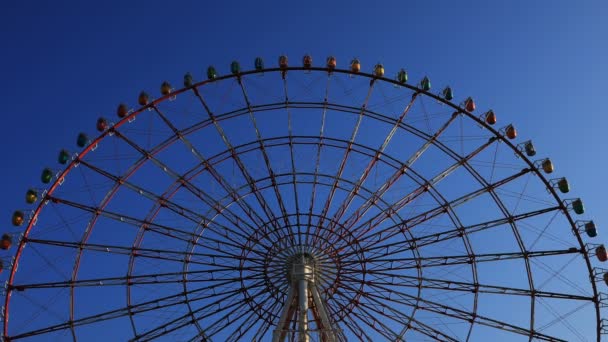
left=464, top=97, right=476, bottom=112
left=326, top=56, right=337, bottom=70
left=350, top=58, right=361, bottom=73
left=597, top=245, right=608, bottom=262
left=505, top=125, right=517, bottom=139
left=0, top=234, right=12, bottom=250
left=485, top=110, right=497, bottom=125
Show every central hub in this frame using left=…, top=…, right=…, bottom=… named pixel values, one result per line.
left=286, top=253, right=316, bottom=283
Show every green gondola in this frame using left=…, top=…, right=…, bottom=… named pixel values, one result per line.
left=557, top=178, right=570, bottom=193
left=572, top=198, right=584, bottom=215
left=207, top=66, right=218, bottom=80
left=231, top=61, right=241, bottom=75
left=77, top=133, right=89, bottom=148
left=184, top=72, right=194, bottom=87
left=442, top=86, right=453, bottom=100
left=524, top=141, right=536, bottom=156
left=58, top=149, right=70, bottom=164
left=585, top=221, right=597, bottom=237
left=421, top=76, right=431, bottom=91
left=254, top=57, right=264, bottom=71
left=41, top=168, right=53, bottom=184
left=397, top=69, right=408, bottom=84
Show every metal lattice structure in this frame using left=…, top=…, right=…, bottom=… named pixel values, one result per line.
left=2, top=57, right=605, bottom=341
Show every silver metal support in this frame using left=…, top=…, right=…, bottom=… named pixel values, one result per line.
left=273, top=287, right=295, bottom=342
left=310, top=284, right=336, bottom=342
left=273, top=253, right=337, bottom=342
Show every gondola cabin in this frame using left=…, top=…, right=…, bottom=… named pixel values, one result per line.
left=302, top=55, right=312, bottom=68
left=207, top=66, right=218, bottom=80
left=586, top=221, right=598, bottom=237
left=138, top=91, right=149, bottom=106
left=117, top=103, right=129, bottom=118
left=373, top=64, right=385, bottom=77
left=397, top=69, right=408, bottom=84
left=25, top=189, right=37, bottom=204
left=597, top=245, right=608, bottom=262
left=421, top=76, right=431, bottom=91
left=230, top=61, right=241, bottom=75
left=326, top=56, right=337, bottom=70
left=160, top=81, right=172, bottom=95
left=0, top=234, right=11, bottom=250
left=572, top=198, right=584, bottom=215
left=524, top=141, right=536, bottom=156
left=505, top=125, right=517, bottom=139
left=58, top=149, right=70, bottom=165
left=557, top=178, right=570, bottom=193
left=12, top=211, right=25, bottom=226
left=350, top=59, right=361, bottom=73
left=541, top=159, right=554, bottom=174
left=279, top=55, right=288, bottom=69
left=464, top=97, right=476, bottom=112
left=41, top=168, right=54, bottom=184
left=442, top=86, right=453, bottom=100
left=485, top=110, right=497, bottom=125
left=96, top=118, right=108, bottom=132
left=77, top=133, right=89, bottom=148
left=184, top=72, right=194, bottom=87
left=254, top=57, right=264, bottom=71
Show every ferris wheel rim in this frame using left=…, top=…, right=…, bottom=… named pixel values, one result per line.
left=3, top=66, right=601, bottom=341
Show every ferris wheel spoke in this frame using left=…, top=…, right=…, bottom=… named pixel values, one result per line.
left=326, top=92, right=420, bottom=236
left=339, top=280, right=460, bottom=341
left=348, top=166, right=533, bottom=250
left=304, top=78, right=331, bottom=248
left=112, top=128, right=276, bottom=240
left=45, top=194, right=271, bottom=260
left=208, top=290, right=277, bottom=341
left=346, top=169, right=560, bottom=252
left=191, top=90, right=289, bottom=242
left=77, top=158, right=263, bottom=242
left=356, top=280, right=566, bottom=341
left=132, top=276, right=272, bottom=341
left=238, top=78, right=292, bottom=233
left=345, top=283, right=460, bottom=342
left=340, top=135, right=499, bottom=247
left=343, top=270, right=592, bottom=301
left=343, top=248, right=580, bottom=271
left=129, top=280, right=258, bottom=342
left=333, top=310, right=374, bottom=341
left=338, top=205, right=561, bottom=261
left=23, top=237, right=265, bottom=268
left=222, top=294, right=283, bottom=342
left=345, top=300, right=403, bottom=340
left=6, top=278, right=249, bottom=340
left=10, top=268, right=262, bottom=289
left=281, top=76, right=305, bottom=246
left=313, top=80, right=377, bottom=244
left=335, top=111, right=460, bottom=237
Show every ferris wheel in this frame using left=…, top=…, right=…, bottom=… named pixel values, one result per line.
left=2, top=55, right=607, bottom=341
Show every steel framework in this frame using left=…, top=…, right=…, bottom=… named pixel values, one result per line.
left=1, top=62, right=604, bottom=341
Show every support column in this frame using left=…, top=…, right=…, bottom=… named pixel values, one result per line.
left=272, top=253, right=337, bottom=342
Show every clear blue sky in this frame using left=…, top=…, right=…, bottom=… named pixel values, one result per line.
left=1, top=1, right=608, bottom=341
left=2, top=0, right=607, bottom=218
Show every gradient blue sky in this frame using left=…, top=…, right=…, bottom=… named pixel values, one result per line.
left=1, top=0, right=608, bottom=340
left=2, top=1, right=607, bottom=218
